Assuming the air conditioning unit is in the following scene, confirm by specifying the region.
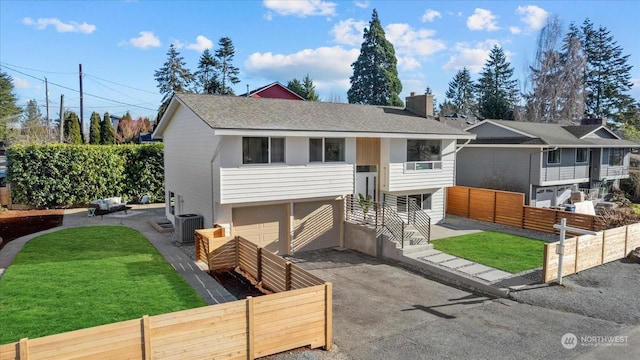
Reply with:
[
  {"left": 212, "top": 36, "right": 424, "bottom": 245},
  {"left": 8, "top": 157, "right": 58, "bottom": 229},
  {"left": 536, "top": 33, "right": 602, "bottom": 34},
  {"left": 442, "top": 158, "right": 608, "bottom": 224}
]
[{"left": 175, "top": 214, "right": 204, "bottom": 244}]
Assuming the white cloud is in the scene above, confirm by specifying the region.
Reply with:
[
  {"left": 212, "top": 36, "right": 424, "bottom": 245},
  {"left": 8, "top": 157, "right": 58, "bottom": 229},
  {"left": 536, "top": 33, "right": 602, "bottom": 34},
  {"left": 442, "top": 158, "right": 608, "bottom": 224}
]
[
  {"left": 354, "top": 1, "right": 369, "bottom": 9},
  {"left": 385, "top": 23, "right": 447, "bottom": 70},
  {"left": 22, "top": 17, "right": 96, "bottom": 34},
  {"left": 467, "top": 8, "right": 499, "bottom": 31},
  {"left": 120, "top": 31, "right": 161, "bottom": 49},
  {"left": 244, "top": 46, "right": 359, "bottom": 93},
  {"left": 186, "top": 35, "right": 213, "bottom": 52},
  {"left": 263, "top": 0, "right": 337, "bottom": 17},
  {"left": 330, "top": 19, "right": 366, "bottom": 46},
  {"left": 632, "top": 78, "right": 640, "bottom": 89},
  {"left": 517, "top": 5, "right": 549, "bottom": 32},
  {"left": 421, "top": 9, "right": 442, "bottom": 23},
  {"left": 13, "top": 76, "right": 41, "bottom": 90},
  {"left": 443, "top": 40, "right": 504, "bottom": 73},
  {"left": 510, "top": 26, "right": 522, "bottom": 34}
]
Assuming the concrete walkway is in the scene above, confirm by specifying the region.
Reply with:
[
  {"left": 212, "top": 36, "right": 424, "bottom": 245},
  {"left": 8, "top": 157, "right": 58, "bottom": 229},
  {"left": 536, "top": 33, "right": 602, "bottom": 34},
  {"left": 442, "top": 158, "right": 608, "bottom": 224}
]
[{"left": 0, "top": 205, "right": 236, "bottom": 305}]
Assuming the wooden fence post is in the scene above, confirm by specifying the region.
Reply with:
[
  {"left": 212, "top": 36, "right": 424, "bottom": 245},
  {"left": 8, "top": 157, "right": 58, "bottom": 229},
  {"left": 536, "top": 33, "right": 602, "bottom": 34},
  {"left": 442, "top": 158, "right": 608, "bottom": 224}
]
[
  {"left": 324, "top": 283, "right": 333, "bottom": 350},
  {"left": 19, "top": 338, "right": 29, "bottom": 359},
  {"left": 285, "top": 262, "right": 292, "bottom": 291},
  {"left": 247, "top": 297, "right": 254, "bottom": 359},
  {"left": 142, "top": 315, "right": 151, "bottom": 360}
]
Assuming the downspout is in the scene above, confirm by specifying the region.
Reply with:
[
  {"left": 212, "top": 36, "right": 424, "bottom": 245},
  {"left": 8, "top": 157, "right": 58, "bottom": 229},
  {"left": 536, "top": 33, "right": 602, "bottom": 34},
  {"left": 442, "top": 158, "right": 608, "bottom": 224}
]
[{"left": 210, "top": 141, "right": 222, "bottom": 228}]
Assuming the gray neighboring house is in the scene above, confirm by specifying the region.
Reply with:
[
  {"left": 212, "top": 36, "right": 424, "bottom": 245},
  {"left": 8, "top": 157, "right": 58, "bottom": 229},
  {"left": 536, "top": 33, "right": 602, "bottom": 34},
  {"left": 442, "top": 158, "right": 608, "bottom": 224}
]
[
  {"left": 456, "top": 119, "right": 640, "bottom": 207},
  {"left": 152, "top": 93, "right": 474, "bottom": 255}
]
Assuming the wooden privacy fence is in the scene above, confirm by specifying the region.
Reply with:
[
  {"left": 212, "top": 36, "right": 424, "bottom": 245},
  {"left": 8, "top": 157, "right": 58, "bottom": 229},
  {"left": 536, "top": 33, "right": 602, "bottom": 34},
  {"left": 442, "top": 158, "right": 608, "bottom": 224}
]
[
  {"left": 446, "top": 186, "right": 604, "bottom": 233},
  {"left": 542, "top": 223, "right": 640, "bottom": 282},
  {"left": 1, "top": 229, "right": 332, "bottom": 360}
]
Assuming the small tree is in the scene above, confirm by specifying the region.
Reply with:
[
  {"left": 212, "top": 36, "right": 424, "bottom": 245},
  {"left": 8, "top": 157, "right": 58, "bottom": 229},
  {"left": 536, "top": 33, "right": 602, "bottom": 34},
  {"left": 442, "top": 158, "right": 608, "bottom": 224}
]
[
  {"left": 214, "top": 37, "right": 240, "bottom": 95},
  {"left": 100, "top": 112, "right": 116, "bottom": 145},
  {"left": 64, "top": 111, "right": 82, "bottom": 144},
  {"left": 287, "top": 74, "right": 320, "bottom": 101},
  {"left": 21, "top": 99, "right": 47, "bottom": 143},
  {"left": 194, "top": 48, "right": 220, "bottom": 94},
  {"left": 89, "top": 111, "right": 101, "bottom": 144},
  {"left": 445, "top": 68, "right": 475, "bottom": 115}
]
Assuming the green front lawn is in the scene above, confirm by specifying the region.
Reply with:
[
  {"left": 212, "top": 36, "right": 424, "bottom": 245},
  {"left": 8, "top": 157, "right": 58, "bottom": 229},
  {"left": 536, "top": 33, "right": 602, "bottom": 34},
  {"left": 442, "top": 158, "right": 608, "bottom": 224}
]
[
  {"left": 0, "top": 226, "right": 207, "bottom": 344},
  {"left": 432, "top": 231, "right": 545, "bottom": 274}
]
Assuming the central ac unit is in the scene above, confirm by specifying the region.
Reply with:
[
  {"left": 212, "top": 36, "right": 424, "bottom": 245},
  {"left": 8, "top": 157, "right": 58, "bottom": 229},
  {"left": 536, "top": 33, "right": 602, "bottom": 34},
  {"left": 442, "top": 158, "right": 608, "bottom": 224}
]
[{"left": 175, "top": 214, "right": 204, "bottom": 244}]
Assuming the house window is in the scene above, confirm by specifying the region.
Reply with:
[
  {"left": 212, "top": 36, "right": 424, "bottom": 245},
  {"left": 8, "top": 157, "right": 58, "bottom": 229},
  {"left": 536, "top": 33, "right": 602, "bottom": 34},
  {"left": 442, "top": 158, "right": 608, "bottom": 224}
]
[
  {"left": 309, "top": 138, "right": 345, "bottom": 162},
  {"left": 547, "top": 149, "right": 561, "bottom": 164},
  {"left": 169, "top": 191, "right": 175, "bottom": 215},
  {"left": 576, "top": 148, "right": 588, "bottom": 163},
  {"left": 609, "top": 148, "right": 624, "bottom": 166},
  {"left": 407, "top": 139, "right": 441, "bottom": 161},
  {"left": 242, "top": 137, "right": 285, "bottom": 164},
  {"left": 408, "top": 193, "right": 432, "bottom": 211}
]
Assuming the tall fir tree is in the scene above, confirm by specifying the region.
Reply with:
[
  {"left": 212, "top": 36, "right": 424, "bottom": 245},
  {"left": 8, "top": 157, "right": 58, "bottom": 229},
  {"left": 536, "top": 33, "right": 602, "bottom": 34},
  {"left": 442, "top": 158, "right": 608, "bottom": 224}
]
[
  {"left": 89, "top": 111, "right": 101, "bottom": 144},
  {"left": 21, "top": 99, "right": 46, "bottom": 143},
  {"left": 64, "top": 111, "right": 82, "bottom": 144},
  {"left": 347, "top": 9, "right": 403, "bottom": 107},
  {"left": 444, "top": 68, "right": 475, "bottom": 115},
  {"left": 287, "top": 74, "right": 320, "bottom": 101},
  {"left": 580, "top": 19, "right": 634, "bottom": 120},
  {"left": 100, "top": 112, "right": 116, "bottom": 145},
  {"left": 194, "top": 48, "right": 220, "bottom": 94},
  {"left": 214, "top": 37, "right": 240, "bottom": 95},
  {"left": 476, "top": 45, "right": 519, "bottom": 120},
  {"left": 154, "top": 44, "right": 194, "bottom": 119},
  {"left": 0, "top": 71, "right": 22, "bottom": 141}
]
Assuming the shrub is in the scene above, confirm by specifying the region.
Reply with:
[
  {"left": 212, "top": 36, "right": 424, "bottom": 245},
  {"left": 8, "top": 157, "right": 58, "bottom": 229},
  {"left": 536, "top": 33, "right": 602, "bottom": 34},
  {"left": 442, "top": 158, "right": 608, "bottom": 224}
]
[{"left": 7, "top": 144, "right": 164, "bottom": 208}]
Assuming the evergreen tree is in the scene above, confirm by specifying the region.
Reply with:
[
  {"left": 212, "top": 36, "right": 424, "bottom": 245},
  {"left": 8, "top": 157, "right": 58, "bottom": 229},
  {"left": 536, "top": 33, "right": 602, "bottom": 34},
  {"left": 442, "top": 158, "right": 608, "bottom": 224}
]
[
  {"left": 580, "top": 19, "right": 634, "bottom": 120},
  {"left": 476, "top": 46, "right": 519, "bottom": 120},
  {"left": 194, "top": 48, "right": 220, "bottom": 94},
  {"left": 214, "top": 37, "right": 240, "bottom": 95},
  {"left": 347, "top": 9, "right": 403, "bottom": 107},
  {"left": 100, "top": 112, "right": 116, "bottom": 145},
  {"left": 0, "top": 71, "right": 22, "bottom": 141},
  {"left": 154, "top": 44, "right": 194, "bottom": 118},
  {"left": 64, "top": 111, "right": 82, "bottom": 144},
  {"left": 444, "top": 68, "right": 475, "bottom": 115},
  {"left": 21, "top": 99, "right": 46, "bottom": 143},
  {"left": 287, "top": 74, "right": 320, "bottom": 101},
  {"left": 89, "top": 111, "right": 101, "bottom": 144}
]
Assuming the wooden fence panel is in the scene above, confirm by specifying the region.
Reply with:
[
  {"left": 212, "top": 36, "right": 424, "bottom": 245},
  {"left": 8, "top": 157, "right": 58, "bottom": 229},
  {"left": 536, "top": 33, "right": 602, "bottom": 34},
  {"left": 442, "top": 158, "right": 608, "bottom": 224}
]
[
  {"left": 290, "top": 264, "right": 325, "bottom": 290},
  {"left": 494, "top": 192, "right": 524, "bottom": 228},
  {"left": 542, "top": 237, "right": 578, "bottom": 282},
  {"left": 469, "top": 188, "right": 496, "bottom": 223},
  {"left": 446, "top": 186, "right": 469, "bottom": 217},
  {"left": 261, "top": 251, "right": 288, "bottom": 293},
  {"left": 627, "top": 223, "right": 640, "bottom": 252},
  {"left": 208, "top": 237, "right": 238, "bottom": 271},
  {"left": 253, "top": 286, "right": 327, "bottom": 358},
  {"left": 523, "top": 207, "right": 557, "bottom": 233},
  {"left": 238, "top": 238, "right": 260, "bottom": 280},
  {"left": 602, "top": 227, "right": 627, "bottom": 263},
  {"left": 575, "top": 234, "right": 604, "bottom": 272}
]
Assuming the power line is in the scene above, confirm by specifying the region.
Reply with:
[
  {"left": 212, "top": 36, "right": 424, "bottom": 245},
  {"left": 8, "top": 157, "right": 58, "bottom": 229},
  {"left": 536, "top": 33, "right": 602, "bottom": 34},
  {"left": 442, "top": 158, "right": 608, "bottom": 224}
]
[
  {"left": 0, "top": 61, "right": 77, "bottom": 75},
  {"left": 84, "top": 73, "right": 158, "bottom": 95},
  {"left": 1, "top": 64, "right": 158, "bottom": 111}
]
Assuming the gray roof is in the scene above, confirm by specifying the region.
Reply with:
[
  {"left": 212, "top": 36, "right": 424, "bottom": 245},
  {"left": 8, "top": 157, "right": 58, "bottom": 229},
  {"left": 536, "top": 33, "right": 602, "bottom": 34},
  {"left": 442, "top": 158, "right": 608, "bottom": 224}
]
[
  {"left": 468, "top": 120, "right": 639, "bottom": 148},
  {"left": 164, "top": 93, "right": 472, "bottom": 137}
]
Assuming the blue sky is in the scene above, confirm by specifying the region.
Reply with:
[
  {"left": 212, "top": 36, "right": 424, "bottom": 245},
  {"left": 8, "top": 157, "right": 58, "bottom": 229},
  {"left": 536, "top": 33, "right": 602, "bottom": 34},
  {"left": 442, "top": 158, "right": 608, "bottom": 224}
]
[{"left": 1, "top": 0, "right": 639, "bottom": 122}]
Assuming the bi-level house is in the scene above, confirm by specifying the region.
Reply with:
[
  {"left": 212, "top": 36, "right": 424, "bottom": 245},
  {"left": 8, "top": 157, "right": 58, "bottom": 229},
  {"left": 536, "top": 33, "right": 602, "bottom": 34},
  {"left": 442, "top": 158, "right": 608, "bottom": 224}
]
[
  {"left": 456, "top": 119, "right": 639, "bottom": 207},
  {"left": 152, "top": 93, "right": 475, "bottom": 255}
]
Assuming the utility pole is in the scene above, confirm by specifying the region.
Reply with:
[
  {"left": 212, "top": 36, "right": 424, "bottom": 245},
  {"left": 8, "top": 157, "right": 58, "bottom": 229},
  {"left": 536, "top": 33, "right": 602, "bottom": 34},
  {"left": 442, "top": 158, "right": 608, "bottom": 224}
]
[
  {"left": 79, "top": 64, "right": 84, "bottom": 139},
  {"left": 59, "top": 94, "right": 64, "bottom": 143},
  {"left": 45, "top": 77, "right": 50, "bottom": 143}
]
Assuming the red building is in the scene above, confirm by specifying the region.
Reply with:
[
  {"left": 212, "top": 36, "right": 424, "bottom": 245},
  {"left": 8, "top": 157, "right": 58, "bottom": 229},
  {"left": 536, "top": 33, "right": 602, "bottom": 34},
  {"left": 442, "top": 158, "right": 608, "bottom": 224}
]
[{"left": 240, "top": 82, "right": 305, "bottom": 100}]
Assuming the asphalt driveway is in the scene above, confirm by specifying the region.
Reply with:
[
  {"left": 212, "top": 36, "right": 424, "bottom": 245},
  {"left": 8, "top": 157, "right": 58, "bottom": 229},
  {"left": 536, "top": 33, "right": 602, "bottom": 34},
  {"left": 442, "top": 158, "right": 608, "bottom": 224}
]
[{"left": 290, "top": 248, "right": 636, "bottom": 360}]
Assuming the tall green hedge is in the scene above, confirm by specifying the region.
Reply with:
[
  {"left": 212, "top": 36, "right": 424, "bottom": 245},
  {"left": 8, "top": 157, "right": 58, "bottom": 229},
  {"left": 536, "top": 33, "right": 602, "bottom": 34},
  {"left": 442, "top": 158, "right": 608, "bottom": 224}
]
[{"left": 7, "top": 143, "right": 165, "bottom": 208}]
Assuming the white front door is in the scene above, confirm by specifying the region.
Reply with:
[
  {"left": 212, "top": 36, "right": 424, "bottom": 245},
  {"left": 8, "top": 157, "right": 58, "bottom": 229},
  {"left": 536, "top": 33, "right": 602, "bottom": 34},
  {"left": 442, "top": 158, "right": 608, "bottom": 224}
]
[{"left": 355, "top": 169, "right": 377, "bottom": 202}]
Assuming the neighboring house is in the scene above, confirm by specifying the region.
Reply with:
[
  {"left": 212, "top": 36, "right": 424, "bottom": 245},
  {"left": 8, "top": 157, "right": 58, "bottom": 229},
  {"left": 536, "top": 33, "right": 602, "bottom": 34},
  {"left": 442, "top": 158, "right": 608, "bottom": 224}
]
[
  {"left": 152, "top": 93, "right": 474, "bottom": 255},
  {"left": 456, "top": 119, "right": 640, "bottom": 207},
  {"left": 138, "top": 132, "right": 161, "bottom": 144},
  {"left": 238, "top": 82, "right": 305, "bottom": 100}
]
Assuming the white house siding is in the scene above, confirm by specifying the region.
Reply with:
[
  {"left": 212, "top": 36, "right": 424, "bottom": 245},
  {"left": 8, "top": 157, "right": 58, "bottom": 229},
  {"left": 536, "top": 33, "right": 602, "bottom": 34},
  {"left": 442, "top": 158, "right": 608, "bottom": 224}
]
[
  {"left": 163, "top": 104, "right": 218, "bottom": 227},
  {"left": 219, "top": 165, "right": 353, "bottom": 203},
  {"left": 386, "top": 139, "right": 457, "bottom": 192}
]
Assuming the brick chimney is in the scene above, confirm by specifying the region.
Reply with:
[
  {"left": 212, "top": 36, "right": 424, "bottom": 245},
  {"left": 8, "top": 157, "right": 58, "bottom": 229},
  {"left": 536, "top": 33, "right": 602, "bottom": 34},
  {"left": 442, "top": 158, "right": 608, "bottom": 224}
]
[
  {"left": 580, "top": 117, "right": 606, "bottom": 126},
  {"left": 405, "top": 93, "right": 434, "bottom": 118}
]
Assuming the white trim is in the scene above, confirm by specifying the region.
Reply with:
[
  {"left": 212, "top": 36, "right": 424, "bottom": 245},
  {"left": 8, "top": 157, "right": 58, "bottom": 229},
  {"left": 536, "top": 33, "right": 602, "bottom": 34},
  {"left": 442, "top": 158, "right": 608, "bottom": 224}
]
[{"left": 579, "top": 125, "right": 621, "bottom": 140}]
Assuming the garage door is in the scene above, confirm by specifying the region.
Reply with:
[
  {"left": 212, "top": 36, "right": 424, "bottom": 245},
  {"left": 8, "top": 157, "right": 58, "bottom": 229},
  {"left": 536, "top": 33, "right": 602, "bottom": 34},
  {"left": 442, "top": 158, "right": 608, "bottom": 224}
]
[
  {"left": 233, "top": 204, "right": 288, "bottom": 255},
  {"left": 293, "top": 200, "right": 340, "bottom": 253}
]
